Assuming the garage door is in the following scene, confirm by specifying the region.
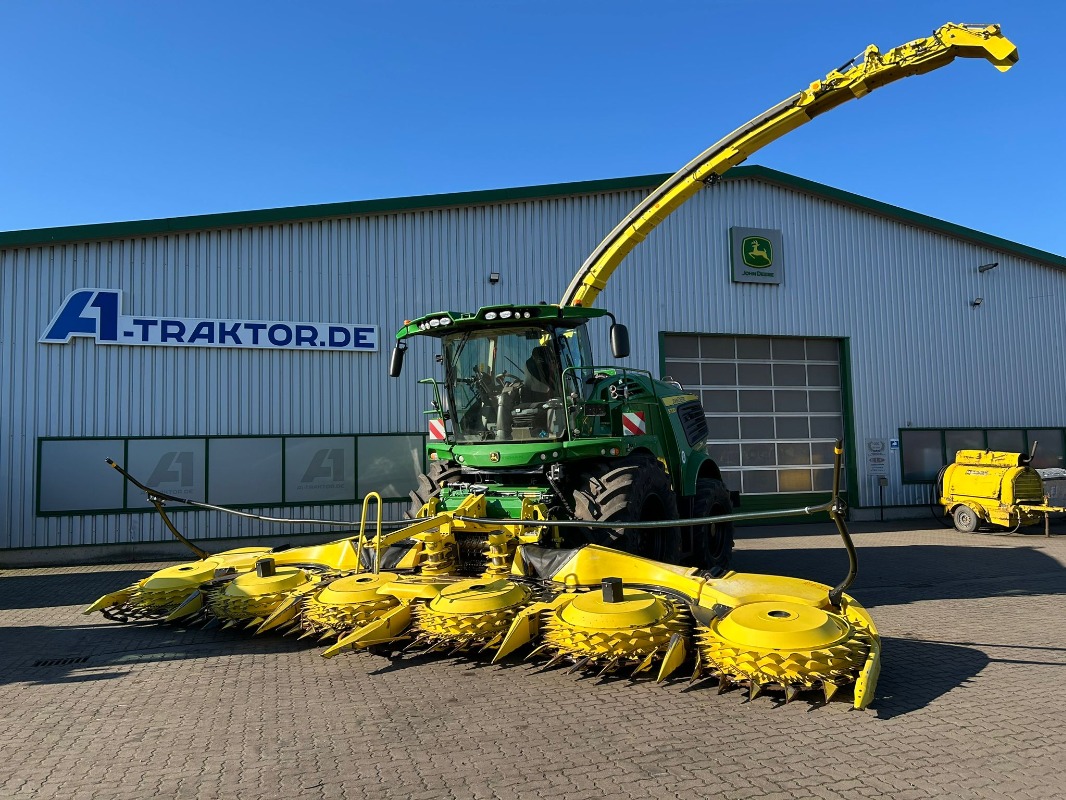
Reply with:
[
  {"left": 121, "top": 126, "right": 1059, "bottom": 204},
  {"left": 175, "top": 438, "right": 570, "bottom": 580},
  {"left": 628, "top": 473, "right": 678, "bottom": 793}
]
[{"left": 662, "top": 335, "right": 845, "bottom": 498}]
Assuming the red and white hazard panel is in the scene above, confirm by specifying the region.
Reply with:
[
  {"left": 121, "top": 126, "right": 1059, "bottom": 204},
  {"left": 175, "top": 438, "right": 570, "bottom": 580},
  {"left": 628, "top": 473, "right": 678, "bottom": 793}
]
[
  {"left": 428, "top": 418, "right": 447, "bottom": 441},
  {"left": 621, "top": 412, "right": 646, "bottom": 436}
]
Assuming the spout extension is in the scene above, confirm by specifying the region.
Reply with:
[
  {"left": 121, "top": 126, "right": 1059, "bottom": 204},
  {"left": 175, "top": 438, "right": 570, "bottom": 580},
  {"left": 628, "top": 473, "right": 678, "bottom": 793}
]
[
  {"left": 826, "top": 440, "right": 858, "bottom": 608},
  {"left": 931, "top": 22, "right": 1018, "bottom": 72}
]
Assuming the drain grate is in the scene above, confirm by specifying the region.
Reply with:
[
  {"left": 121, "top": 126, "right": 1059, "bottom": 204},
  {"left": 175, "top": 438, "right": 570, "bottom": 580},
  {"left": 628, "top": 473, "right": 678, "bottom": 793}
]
[{"left": 32, "top": 656, "right": 89, "bottom": 668}]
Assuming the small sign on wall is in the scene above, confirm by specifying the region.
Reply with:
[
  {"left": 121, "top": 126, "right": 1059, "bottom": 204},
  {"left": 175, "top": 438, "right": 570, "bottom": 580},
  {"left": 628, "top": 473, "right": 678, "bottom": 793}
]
[
  {"left": 730, "top": 227, "right": 784, "bottom": 285},
  {"left": 866, "top": 438, "right": 889, "bottom": 477}
]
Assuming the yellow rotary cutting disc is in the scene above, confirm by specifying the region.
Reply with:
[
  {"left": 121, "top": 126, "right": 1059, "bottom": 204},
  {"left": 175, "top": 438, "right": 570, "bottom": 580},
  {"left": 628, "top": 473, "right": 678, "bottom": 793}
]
[
  {"left": 84, "top": 548, "right": 276, "bottom": 620},
  {"left": 410, "top": 578, "right": 533, "bottom": 653},
  {"left": 207, "top": 566, "right": 319, "bottom": 624},
  {"left": 697, "top": 600, "right": 874, "bottom": 704},
  {"left": 84, "top": 561, "right": 225, "bottom": 620},
  {"left": 299, "top": 572, "right": 401, "bottom": 640},
  {"left": 537, "top": 589, "right": 689, "bottom": 676}
]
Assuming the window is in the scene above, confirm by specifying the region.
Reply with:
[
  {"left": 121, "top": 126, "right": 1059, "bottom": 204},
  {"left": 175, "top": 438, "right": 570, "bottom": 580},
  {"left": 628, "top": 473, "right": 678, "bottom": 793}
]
[
  {"left": 1027, "top": 430, "right": 1065, "bottom": 469},
  {"left": 944, "top": 430, "right": 985, "bottom": 461},
  {"left": 38, "top": 433, "right": 427, "bottom": 515},
  {"left": 900, "top": 430, "right": 944, "bottom": 482}
]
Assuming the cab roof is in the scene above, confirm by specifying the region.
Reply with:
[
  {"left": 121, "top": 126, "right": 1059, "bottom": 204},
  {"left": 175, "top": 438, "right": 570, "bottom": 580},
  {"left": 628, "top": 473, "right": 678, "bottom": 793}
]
[{"left": 395, "top": 303, "right": 609, "bottom": 340}]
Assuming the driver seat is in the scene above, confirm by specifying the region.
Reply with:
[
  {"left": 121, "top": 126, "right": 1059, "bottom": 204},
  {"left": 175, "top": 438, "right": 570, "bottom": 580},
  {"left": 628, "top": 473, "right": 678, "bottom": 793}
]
[{"left": 524, "top": 345, "right": 557, "bottom": 401}]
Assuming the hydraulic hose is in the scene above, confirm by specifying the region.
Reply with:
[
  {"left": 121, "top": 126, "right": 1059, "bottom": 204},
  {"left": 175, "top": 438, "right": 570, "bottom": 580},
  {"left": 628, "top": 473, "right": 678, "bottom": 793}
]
[
  {"left": 929, "top": 464, "right": 954, "bottom": 528},
  {"left": 826, "top": 441, "right": 856, "bottom": 608},
  {"left": 107, "top": 458, "right": 414, "bottom": 529}
]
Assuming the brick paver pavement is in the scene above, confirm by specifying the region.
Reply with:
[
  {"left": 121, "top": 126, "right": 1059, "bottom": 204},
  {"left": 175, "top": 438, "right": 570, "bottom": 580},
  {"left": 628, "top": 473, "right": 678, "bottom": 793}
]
[{"left": 1, "top": 522, "right": 1064, "bottom": 799}]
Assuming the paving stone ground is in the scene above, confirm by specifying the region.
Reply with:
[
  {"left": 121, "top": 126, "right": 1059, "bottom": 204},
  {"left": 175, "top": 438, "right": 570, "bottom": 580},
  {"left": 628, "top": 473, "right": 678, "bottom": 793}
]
[{"left": 2, "top": 521, "right": 1065, "bottom": 799}]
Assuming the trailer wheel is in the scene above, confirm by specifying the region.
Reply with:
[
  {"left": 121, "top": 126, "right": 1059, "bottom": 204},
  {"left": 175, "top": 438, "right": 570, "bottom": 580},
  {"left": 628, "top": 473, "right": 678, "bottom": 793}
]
[
  {"left": 687, "top": 477, "right": 735, "bottom": 576},
  {"left": 952, "top": 504, "right": 981, "bottom": 533},
  {"left": 572, "top": 454, "right": 682, "bottom": 563},
  {"left": 406, "top": 460, "right": 463, "bottom": 518}
]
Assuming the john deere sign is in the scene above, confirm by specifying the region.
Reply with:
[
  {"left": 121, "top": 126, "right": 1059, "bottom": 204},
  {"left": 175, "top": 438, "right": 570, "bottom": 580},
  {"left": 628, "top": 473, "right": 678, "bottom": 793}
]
[{"left": 730, "top": 227, "right": 783, "bottom": 284}]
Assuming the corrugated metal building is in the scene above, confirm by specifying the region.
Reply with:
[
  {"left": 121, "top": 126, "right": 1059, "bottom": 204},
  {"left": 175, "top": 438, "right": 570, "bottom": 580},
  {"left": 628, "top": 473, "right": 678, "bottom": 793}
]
[{"left": 2, "top": 165, "right": 1064, "bottom": 561}]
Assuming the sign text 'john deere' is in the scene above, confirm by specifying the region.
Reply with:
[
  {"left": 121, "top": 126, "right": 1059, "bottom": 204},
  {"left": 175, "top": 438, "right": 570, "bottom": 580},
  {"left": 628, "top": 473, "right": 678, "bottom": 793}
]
[
  {"left": 730, "top": 227, "right": 784, "bottom": 285},
  {"left": 40, "top": 288, "right": 378, "bottom": 352}
]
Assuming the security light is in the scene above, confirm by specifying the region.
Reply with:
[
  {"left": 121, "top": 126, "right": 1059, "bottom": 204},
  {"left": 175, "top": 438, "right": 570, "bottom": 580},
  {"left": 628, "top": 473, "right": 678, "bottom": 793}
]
[
  {"left": 977, "top": 262, "right": 999, "bottom": 273},
  {"left": 488, "top": 271, "right": 501, "bottom": 284},
  {"left": 971, "top": 297, "right": 984, "bottom": 308}
]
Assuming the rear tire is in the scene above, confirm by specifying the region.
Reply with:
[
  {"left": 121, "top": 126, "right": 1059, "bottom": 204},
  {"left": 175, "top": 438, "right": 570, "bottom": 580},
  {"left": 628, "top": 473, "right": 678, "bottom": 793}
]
[
  {"left": 952, "top": 504, "right": 980, "bottom": 533},
  {"left": 407, "top": 460, "right": 463, "bottom": 518},
  {"left": 687, "top": 477, "right": 735, "bottom": 576},
  {"left": 571, "top": 454, "right": 682, "bottom": 563}
]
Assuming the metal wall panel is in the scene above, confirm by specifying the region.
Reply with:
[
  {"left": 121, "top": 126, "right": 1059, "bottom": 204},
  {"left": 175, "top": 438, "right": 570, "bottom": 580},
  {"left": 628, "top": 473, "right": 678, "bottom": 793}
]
[{"left": 3, "top": 175, "right": 1065, "bottom": 550}]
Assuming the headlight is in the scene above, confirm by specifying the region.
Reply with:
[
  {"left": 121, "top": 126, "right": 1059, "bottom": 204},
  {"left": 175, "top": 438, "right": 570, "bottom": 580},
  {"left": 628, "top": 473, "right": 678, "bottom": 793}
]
[
  {"left": 438, "top": 317, "right": 451, "bottom": 326},
  {"left": 485, "top": 311, "right": 498, "bottom": 320},
  {"left": 429, "top": 319, "right": 440, "bottom": 328},
  {"left": 499, "top": 310, "right": 513, "bottom": 319}
]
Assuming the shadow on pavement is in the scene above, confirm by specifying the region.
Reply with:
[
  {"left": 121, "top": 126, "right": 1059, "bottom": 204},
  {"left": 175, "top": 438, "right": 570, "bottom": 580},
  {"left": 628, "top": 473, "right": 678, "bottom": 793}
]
[
  {"left": 0, "top": 618, "right": 317, "bottom": 688},
  {"left": 872, "top": 636, "right": 990, "bottom": 719},
  {"left": 0, "top": 569, "right": 159, "bottom": 610},
  {"left": 732, "top": 542, "right": 1066, "bottom": 606}
]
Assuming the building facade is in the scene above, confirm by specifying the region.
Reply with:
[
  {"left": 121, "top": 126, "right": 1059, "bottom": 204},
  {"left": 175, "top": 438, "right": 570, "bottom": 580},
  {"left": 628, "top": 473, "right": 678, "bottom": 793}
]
[{"left": 2, "top": 165, "right": 1064, "bottom": 559}]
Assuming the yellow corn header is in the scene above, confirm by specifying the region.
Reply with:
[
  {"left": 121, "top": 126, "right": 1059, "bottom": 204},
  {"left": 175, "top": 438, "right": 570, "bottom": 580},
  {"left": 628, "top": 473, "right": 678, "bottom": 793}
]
[{"left": 89, "top": 444, "right": 879, "bottom": 708}]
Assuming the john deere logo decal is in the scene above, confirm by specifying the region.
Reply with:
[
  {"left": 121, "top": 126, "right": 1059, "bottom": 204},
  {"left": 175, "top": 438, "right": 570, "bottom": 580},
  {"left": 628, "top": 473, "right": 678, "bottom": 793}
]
[
  {"left": 730, "top": 227, "right": 782, "bottom": 284},
  {"left": 742, "top": 236, "right": 773, "bottom": 268},
  {"left": 490, "top": 451, "right": 501, "bottom": 462}
]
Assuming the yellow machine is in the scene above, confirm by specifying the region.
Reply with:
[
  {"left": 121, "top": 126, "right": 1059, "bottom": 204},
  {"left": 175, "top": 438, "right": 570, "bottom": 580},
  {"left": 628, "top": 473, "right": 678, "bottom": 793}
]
[
  {"left": 84, "top": 23, "right": 1019, "bottom": 710},
  {"left": 92, "top": 447, "right": 879, "bottom": 707},
  {"left": 939, "top": 450, "right": 1063, "bottom": 533}
]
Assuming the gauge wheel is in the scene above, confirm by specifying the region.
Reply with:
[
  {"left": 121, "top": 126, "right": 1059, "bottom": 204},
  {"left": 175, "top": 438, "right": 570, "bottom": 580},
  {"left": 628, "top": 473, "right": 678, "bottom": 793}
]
[{"left": 952, "top": 504, "right": 981, "bottom": 533}]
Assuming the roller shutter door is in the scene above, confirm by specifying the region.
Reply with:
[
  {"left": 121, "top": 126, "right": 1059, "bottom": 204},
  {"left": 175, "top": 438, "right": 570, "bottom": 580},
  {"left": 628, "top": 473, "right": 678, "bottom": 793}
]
[{"left": 662, "top": 335, "right": 845, "bottom": 499}]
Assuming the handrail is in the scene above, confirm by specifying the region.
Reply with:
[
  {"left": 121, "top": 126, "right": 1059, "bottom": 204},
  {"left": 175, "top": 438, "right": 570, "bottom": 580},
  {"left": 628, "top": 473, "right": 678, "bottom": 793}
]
[{"left": 355, "top": 491, "right": 384, "bottom": 575}]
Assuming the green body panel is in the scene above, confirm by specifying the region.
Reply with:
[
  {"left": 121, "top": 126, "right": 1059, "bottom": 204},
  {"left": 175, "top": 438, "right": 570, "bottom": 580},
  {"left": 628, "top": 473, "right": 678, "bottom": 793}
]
[
  {"left": 428, "top": 434, "right": 662, "bottom": 469},
  {"left": 433, "top": 487, "right": 553, "bottom": 519}
]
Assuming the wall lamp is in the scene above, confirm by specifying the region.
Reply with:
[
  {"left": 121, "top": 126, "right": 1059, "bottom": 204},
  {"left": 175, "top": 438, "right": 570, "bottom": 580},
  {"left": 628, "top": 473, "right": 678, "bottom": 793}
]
[
  {"left": 977, "top": 262, "right": 999, "bottom": 273},
  {"left": 488, "top": 271, "right": 501, "bottom": 284},
  {"left": 971, "top": 297, "right": 984, "bottom": 308}
]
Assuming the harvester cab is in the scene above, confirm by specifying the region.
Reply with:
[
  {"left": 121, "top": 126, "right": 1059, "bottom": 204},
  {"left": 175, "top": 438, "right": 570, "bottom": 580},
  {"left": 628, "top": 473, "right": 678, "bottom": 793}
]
[
  {"left": 392, "top": 305, "right": 612, "bottom": 445},
  {"left": 390, "top": 303, "right": 732, "bottom": 570}
]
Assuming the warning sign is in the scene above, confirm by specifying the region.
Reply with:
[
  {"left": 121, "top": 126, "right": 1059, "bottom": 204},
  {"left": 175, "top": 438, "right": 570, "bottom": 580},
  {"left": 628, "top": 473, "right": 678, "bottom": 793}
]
[
  {"left": 428, "top": 419, "right": 447, "bottom": 441},
  {"left": 622, "top": 412, "right": 646, "bottom": 436}
]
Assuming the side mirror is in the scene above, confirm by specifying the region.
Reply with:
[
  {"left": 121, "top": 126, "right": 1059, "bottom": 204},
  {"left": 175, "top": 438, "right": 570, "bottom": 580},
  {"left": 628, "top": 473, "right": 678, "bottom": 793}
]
[
  {"left": 610, "top": 323, "right": 630, "bottom": 359},
  {"left": 389, "top": 344, "right": 406, "bottom": 378}
]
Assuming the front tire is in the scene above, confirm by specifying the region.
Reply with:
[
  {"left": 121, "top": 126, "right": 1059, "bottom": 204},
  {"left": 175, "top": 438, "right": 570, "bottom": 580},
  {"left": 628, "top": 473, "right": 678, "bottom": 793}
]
[
  {"left": 407, "top": 460, "right": 463, "bottom": 518},
  {"left": 571, "top": 454, "right": 682, "bottom": 563},
  {"left": 687, "top": 477, "right": 735, "bottom": 576}
]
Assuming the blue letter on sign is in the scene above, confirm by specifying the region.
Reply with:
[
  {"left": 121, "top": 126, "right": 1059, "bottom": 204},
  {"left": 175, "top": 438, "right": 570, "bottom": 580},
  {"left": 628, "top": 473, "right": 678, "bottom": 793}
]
[{"left": 40, "top": 289, "right": 122, "bottom": 343}]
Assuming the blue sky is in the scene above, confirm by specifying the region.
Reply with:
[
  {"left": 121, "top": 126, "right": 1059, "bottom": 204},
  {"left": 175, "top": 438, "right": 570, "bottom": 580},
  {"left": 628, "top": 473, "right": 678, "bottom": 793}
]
[{"left": 2, "top": 2, "right": 1062, "bottom": 256}]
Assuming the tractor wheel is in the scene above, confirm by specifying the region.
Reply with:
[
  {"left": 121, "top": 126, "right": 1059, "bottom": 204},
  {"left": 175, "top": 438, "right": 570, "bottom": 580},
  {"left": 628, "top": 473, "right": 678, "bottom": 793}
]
[
  {"left": 952, "top": 504, "right": 981, "bottom": 533},
  {"left": 687, "top": 477, "right": 735, "bottom": 576},
  {"left": 571, "top": 454, "right": 682, "bottom": 563},
  {"left": 407, "top": 460, "right": 463, "bottom": 519}
]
